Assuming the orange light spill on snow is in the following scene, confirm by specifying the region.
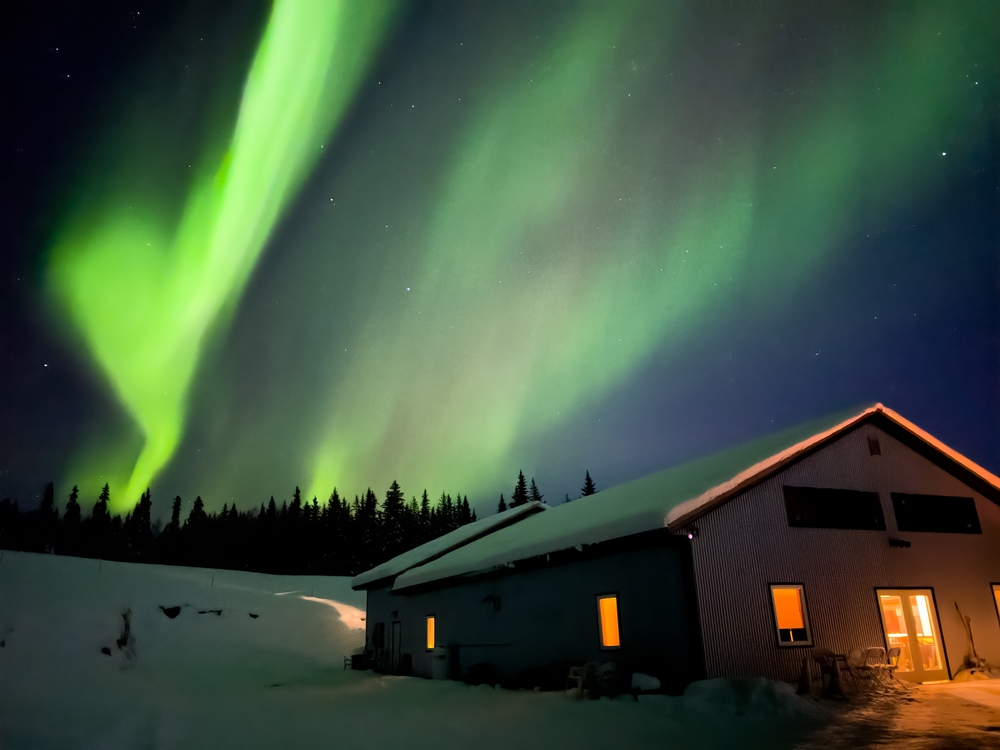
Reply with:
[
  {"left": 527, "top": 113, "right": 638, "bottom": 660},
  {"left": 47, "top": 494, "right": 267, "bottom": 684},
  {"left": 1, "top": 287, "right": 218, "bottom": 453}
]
[
  {"left": 772, "top": 587, "right": 805, "bottom": 630},
  {"left": 299, "top": 596, "right": 366, "bottom": 629},
  {"left": 598, "top": 596, "right": 620, "bottom": 648},
  {"left": 426, "top": 616, "right": 435, "bottom": 650}
]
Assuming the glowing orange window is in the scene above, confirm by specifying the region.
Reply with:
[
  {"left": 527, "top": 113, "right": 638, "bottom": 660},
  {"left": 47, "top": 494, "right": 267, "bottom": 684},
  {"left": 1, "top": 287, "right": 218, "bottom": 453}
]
[
  {"left": 770, "top": 584, "right": 811, "bottom": 646},
  {"left": 597, "top": 595, "right": 621, "bottom": 648},
  {"left": 993, "top": 585, "right": 1000, "bottom": 626},
  {"left": 426, "top": 616, "right": 435, "bottom": 651}
]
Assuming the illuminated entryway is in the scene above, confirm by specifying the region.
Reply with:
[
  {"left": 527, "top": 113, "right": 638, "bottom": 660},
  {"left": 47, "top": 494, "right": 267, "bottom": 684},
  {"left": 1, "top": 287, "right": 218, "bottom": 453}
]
[{"left": 876, "top": 589, "right": 948, "bottom": 683}]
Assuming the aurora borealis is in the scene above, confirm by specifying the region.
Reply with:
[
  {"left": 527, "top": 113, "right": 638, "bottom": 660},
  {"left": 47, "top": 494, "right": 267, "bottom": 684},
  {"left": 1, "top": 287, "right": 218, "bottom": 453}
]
[
  {"left": 46, "top": 0, "right": 398, "bottom": 508},
  {"left": 3, "top": 1, "right": 998, "bottom": 514}
]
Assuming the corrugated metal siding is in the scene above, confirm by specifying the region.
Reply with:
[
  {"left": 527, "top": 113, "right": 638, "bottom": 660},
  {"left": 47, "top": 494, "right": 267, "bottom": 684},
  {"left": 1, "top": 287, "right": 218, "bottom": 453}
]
[
  {"left": 366, "top": 539, "right": 704, "bottom": 688},
  {"left": 691, "top": 423, "right": 1000, "bottom": 682}
]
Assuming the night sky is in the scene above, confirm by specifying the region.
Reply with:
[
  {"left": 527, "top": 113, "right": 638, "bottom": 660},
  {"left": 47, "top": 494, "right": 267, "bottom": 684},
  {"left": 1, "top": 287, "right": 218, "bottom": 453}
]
[{"left": 2, "top": 1, "right": 998, "bottom": 516}]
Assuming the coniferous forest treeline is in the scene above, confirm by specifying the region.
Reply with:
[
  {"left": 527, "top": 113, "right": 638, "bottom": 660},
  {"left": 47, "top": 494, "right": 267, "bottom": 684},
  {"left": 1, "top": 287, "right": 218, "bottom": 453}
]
[
  {"left": 0, "top": 468, "right": 593, "bottom": 576},
  {"left": 0, "top": 480, "right": 478, "bottom": 576}
]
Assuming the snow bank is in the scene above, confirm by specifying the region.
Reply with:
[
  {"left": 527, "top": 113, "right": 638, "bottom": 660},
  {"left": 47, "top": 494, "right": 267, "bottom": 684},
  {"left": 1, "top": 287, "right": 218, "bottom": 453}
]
[
  {"left": 681, "top": 677, "right": 829, "bottom": 721},
  {"left": 0, "top": 551, "right": 829, "bottom": 749},
  {"left": 0, "top": 551, "right": 364, "bottom": 748}
]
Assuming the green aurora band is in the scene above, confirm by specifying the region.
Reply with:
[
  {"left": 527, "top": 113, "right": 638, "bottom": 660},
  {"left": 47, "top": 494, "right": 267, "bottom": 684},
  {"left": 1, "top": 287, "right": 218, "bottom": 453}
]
[
  {"left": 306, "top": 3, "right": 994, "bottom": 499},
  {"left": 47, "top": 0, "right": 397, "bottom": 510},
  {"left": 42, "top": 2, "right": 996, "bottom": 511}
]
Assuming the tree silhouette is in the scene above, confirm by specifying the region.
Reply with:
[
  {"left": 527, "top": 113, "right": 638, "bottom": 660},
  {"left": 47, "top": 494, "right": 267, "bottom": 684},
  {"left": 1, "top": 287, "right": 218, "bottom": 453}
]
[
  {"left": 581, "top": 470, "right": 597, "bottom": 496},
  {"left": 168, "top": 496, "right": 182, "bottom": 531},
  {"left": 529, "top": 478, "right": 543, "bottom": 504},
  {"left": 497, "top": 494, "right": 507, "bottom": 513},
  {"left": 381, "top": 480, "right": 406, "bottom": 559},
  {"left": 40, "top": 482, "right": 56, "bottom": 520},
  {"left": 63, "top": 486, "right": 81, "bottom": 527},
  {"left": 0, "top": 477, "right": 485, "bottom": 577},
  {"left": 93, "top": 484, "right": 110, "bottom": 525},
  {"left": 125, "top": 489, "right": 153, "bottom": 560},
  {"left": 511, "top": 471, "right": 528, "bottom": 507},
  {"left": 186, "top": 496, "right": 206, "bottom": 527}
]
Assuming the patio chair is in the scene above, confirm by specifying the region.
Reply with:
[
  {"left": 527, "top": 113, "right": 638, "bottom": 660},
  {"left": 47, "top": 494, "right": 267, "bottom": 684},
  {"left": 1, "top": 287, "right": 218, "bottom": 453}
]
[
  {"left": 565, "top": 662, "right": 598, "bottom": 696},
  {"left": 596, "top": 662, "right": 623, "bottom": 696},
  {"left": 843, "top": 648, "right": 871, "bottom": 691},
  {"left": 860, "top": 647, "right": 900, "bottom": 690},
  {"left": 876, "top": 646, "right": 907, "bottom": 689}
]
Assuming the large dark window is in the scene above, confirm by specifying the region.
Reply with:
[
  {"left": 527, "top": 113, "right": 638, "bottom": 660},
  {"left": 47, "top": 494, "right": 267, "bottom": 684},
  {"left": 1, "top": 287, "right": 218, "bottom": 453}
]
[
  {"left": 783, "top": 486, "right": 886, "bottom": 530},
  {"left": 891, "top": 493, "right": 981, "bottom": 534}
]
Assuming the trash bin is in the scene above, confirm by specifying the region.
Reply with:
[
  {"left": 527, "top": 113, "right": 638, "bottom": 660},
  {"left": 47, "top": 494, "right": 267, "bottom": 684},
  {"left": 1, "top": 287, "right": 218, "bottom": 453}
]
[{"left": 432, "top": 646, "right": 449, "bottom": 680}]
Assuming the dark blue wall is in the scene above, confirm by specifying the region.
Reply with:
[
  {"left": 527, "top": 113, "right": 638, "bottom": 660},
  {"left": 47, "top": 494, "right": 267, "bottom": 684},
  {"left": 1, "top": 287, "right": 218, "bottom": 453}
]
[{"left": 364, "top": 532, "right": 704, "bottom": 692}]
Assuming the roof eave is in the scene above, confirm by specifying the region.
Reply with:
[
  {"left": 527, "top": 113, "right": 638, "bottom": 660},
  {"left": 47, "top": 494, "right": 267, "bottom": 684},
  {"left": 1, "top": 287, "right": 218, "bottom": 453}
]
[
  {"left": 666, "top": 404, "right": 1000, "bottom": 530},
  {"left": 349, "top": 502, "right": 548, "bottom": 590}
]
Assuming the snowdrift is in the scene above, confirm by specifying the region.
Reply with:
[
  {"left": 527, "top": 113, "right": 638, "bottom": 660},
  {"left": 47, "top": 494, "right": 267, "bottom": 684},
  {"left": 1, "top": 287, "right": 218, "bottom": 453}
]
[{"left": 1, "top": 551, "right": 828, "bottom": 749}]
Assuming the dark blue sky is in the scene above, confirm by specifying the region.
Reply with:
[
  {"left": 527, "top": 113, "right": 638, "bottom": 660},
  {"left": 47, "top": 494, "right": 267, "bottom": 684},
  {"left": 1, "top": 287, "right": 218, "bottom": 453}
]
[{"left": 2, "top": 1, "right": 997, "bottom": 514}]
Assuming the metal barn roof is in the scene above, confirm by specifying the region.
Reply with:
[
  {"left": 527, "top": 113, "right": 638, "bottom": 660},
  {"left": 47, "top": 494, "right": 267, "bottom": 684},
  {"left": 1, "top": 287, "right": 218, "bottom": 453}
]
[
  {"left": 392, "top": 404, "right": 1000, "bottom": 592},
  {"left": 351, "top": 500, "right": 546, "bottom": 589}
]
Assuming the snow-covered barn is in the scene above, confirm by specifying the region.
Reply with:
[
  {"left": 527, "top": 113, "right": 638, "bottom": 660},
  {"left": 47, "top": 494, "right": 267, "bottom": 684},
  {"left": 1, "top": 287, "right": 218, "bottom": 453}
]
[{"left": 351, "top": 404, "right": 1000, "bottom": 691}]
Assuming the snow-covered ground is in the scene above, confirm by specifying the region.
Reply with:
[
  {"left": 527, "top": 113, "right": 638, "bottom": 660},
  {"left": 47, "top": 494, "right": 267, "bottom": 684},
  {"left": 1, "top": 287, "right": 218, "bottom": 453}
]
[{"left": 0, "top": 550, "right": 941, "bottom": 749}]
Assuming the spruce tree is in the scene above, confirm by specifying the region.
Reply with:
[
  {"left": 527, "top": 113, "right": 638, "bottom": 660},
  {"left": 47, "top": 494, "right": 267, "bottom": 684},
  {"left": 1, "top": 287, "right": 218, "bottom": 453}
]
[
  {"left": 56, "top": 485, "right": 80, "bottom": 556},
  {"left": 581, "top": 471, "right": 597, "bottom": 496},
  {"left": 126, "top": 489, "right": 153, "bottom": 559},
  {"left": 93, "top": 484, "right": 111, "bottom": 525},
  {"left": 511, "top": 471, "right": 528, "bottom": 507},
  {"left": 186, "top": 496, "right": 206, "bottom": 527},
  {"left": 63, "top": 486, "right": 81, "bottom": 526},
  {"left": 419, "top": 490, "right": 431, "bottom": 543},
  {"left": 529, "top": 478, "right": 543, "bottom": 504},
  {"left": 382, "top": 480, "right": 405, "bottom": 558},
  {"left": 169, "top": 496, "right": 182, "bottom": 531},
  {"left": 497, "top": 494, "right": 507, "bottom": 513},
  {"left": 40, "top": 482, "right": 56, "bottom": 519}
]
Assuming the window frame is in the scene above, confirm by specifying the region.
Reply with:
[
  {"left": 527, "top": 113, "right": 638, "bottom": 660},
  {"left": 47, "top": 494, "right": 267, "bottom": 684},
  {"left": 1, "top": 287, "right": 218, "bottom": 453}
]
[
  {"left": 425, "top": 615, "right": 436, "bottom": 652},
  {"left": 872, "top": 585, "right": 952, "bottom": 680},
  {"left": 890, "top": 492, "right": 982, "bottom": 534},
  {"left": 782, "top": 485, "right": 886, "bottom": 530},
  {"left": 769, "top": 583, "right": 813, "bottom": 648},
  {"left": 595, "top": 593, "right": 622, "bottom": 650}
]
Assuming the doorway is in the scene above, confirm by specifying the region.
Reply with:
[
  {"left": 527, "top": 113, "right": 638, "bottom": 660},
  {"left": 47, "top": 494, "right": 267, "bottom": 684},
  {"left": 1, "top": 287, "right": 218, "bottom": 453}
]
[
  {"left": 876, "top": 589, "right": 948, "bottom": 682},
  {"left": 391, "top": 621, "right": 401, "bottom": 674}
]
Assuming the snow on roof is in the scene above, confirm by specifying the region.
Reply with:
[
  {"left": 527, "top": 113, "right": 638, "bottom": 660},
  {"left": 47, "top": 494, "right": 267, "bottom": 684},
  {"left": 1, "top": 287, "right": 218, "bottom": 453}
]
[
  {"left": 666, "top": 403, "right": 1000, "bottom": 528},
  {"left": 351, "top": 501, "right": 546, "bottom": 589},
  {"left": 394, "top": 404, "right": 1000, "bottom": 591}
]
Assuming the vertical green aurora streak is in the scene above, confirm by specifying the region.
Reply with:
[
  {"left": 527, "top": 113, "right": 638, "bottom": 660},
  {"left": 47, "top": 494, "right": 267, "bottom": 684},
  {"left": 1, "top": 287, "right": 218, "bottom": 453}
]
[
  {"left": 47, "top": 0, "right": 396, "bottom": 510},
  {"left": 41, "top": 2, "right": 995, "bottom": 510},
  {"left": 306, "top": 2, "right": 994, "bottom": 499}
]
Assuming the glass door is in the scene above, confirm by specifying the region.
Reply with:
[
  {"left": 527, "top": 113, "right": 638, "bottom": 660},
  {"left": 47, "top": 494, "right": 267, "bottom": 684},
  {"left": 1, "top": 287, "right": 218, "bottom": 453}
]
[{"left": 876, "top": 589, "right": 948, "bottom": 682}]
